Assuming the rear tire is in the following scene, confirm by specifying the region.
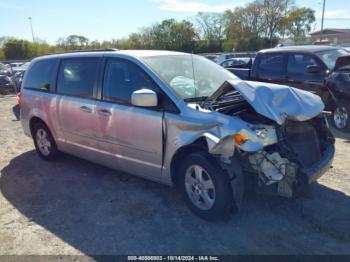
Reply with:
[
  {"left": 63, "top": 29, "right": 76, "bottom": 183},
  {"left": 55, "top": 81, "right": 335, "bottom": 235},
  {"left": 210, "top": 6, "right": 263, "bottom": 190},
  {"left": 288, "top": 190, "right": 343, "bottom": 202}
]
[
  {"left": 332, "top": 99, "right": 350, "bottom": 132},
  {"left": 32, "top": 122, "right": 60, "bottom": 161},
  {"left": 179, "top": 151, "right": 235, "bottom": 221}
]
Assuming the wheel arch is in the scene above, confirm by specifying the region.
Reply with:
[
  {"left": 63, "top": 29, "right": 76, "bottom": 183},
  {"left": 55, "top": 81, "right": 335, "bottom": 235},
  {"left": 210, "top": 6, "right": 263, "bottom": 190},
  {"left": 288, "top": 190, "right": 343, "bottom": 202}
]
[
  {"left": 29, "top": 116, "right": 50, "bottom": 137},
  {"left": 325, "top": 82, "right": 350, "bottom": 110},
  {"left": 170, "top": 136, "right": 209, "bottom": 185}
]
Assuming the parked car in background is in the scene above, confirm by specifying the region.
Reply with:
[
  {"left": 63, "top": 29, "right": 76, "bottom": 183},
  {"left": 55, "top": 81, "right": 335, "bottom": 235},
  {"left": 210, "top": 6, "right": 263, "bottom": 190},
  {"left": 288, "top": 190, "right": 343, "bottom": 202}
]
[
  {"left": 0, "top": 63, "right": 15, "bottom": 93},
  {"left": 0, "top": 74, "right": 15, "bottom": 94},
  {"left": 0, "top": 63, "right": 13, "bottom": 76},
  {"left": 12, "top": 62, "right": 30, "bottom": 92},
  {"left": 204, "top": 55, "right": 218, "bottom": 63},
  {"left": 10, "top": 62, "right": 24, "bottom": 70},
  {"left": 20, "top": 49, "right": 335, "bottom": 221},
  {"left": 220, "top": 57, "right": 252, "bottom": 69},
  {"left": 216, "top": 53, "right": 257, "bottom": 65},
  {"left": 228, "top": 45, "right": 350, "bottom": 131}
]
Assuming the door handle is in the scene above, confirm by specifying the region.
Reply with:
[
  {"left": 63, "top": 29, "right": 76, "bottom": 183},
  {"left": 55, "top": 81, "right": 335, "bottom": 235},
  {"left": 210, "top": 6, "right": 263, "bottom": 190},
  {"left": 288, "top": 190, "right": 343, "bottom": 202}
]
[
  {"left": 97, "top": 109, "right": 112, "bottom": 117},
  {"left": 285, "top": 76, "right": 295, "bottom": 83},
  {"left": 80, "top": 106, "right": 92, "bottom": 113}
]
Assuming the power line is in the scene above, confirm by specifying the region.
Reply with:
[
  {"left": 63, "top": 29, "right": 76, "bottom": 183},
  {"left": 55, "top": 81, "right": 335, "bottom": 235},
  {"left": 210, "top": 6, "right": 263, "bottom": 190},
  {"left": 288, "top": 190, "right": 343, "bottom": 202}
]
[
  {"left": 28, "top": 17, "right": 35, "bottom": 42},
  {"left": 320, "top": 0, "right": 326, "bottom": 40}
]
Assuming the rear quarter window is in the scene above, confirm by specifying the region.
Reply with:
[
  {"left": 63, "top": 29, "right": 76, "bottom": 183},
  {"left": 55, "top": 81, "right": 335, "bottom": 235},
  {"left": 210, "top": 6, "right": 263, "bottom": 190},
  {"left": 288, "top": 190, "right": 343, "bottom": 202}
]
[
  {"left": 23, "top": 59, "right": 58, "bottom": 91},
  {"left": 259, "top": 53, "right": 285, "bottom": 73}
]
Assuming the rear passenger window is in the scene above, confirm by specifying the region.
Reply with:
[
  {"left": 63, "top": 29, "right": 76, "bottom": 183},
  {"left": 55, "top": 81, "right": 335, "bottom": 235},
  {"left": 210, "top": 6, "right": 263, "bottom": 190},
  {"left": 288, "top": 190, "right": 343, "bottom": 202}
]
[
  {"left": 259, "top": 53, "right": 285, "bottom": 73},
  {"left": 103, "top": 59, "right": 158, "bottom": 105},
  {"left": 57, "top": 58, "right": 99, "bottom": 98},
  {"left": 23, "top": 59, "right": 57, "bottom": 91}
]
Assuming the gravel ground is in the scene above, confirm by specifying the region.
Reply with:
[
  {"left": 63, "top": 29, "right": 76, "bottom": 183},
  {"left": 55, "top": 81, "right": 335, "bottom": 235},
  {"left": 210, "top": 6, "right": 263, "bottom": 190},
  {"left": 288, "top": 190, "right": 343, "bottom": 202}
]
[{"left": 0, "top": 95, "right": 350, "bottom": 256}]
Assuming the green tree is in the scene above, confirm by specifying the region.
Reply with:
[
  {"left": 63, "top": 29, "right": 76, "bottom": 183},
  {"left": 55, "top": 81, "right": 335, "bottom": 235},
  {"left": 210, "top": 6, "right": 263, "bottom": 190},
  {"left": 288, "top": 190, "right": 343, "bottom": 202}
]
[
  {"left": 223, "top": 0, "right": 305, "bottom": 51},
  {"left": 127, "top": 33, "right": 144, "bottom": 49},
  {"left": 0, "top": 48, "right": 5, "bottom": 60},
  {"left": 195, "top": 12, "right": 226, "bottom": 42},
  {"left": 152, "top": 19, "right": 196, "bottom": 51},
  {"left": 223, "top": 1, "right": 265, "bottom": 51},
  {"left": 3, "top": 39, "right": 32, "bottom": 59},
  {"left": 284, "top": 7, "right": 315, "bottom": 43},
  {"left": 222, "top": 39, "right": 236, "bottom": 52},
  {"left": 224, "top": 1, "right": 264, "bottom": 40},
  {"left": 89, "top": 40, "right": 101, "bottom": 49},
  {"left": 262, "top": 0, "right": 294, "bottom": 46},
  {"left": 56, "top": 35, "right": 89, "bottom": 50}
]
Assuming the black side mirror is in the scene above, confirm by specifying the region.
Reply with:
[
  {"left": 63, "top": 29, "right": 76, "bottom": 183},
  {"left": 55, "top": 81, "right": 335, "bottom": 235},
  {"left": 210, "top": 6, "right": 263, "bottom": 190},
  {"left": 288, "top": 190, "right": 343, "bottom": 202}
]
[
  {"left": 41, "top": 83, "right": 50, "bottom": 91},
  {"left": 306, "top": 65, "right": 322, "bottom": 74}
]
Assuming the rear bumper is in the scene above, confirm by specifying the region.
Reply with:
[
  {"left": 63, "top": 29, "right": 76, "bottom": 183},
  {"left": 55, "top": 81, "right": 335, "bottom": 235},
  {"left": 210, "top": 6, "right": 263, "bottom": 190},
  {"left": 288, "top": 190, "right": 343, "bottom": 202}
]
[{"left": 301, "top": 143, "right": 335, "bottom": 184}]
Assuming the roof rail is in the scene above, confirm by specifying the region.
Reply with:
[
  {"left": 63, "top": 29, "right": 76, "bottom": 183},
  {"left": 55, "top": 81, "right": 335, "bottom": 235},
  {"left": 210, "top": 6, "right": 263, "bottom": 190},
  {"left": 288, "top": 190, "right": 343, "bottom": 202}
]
[{"left": 62, "top": 48, "right": 119, "bottom": 54}]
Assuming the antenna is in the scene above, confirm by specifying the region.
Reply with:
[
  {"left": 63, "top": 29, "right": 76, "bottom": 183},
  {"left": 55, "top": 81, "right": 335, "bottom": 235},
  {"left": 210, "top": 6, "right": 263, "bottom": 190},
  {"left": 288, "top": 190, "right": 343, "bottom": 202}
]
[{"left": 191, "top": 52, "right": 198, "bottom": 99}]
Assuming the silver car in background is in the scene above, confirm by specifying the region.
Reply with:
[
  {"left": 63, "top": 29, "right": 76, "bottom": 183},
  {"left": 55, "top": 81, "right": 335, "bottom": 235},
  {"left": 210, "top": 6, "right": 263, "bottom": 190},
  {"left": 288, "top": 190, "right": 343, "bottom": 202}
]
[{"left": 20, "top": 50, "right": 335, "bottom": 221}]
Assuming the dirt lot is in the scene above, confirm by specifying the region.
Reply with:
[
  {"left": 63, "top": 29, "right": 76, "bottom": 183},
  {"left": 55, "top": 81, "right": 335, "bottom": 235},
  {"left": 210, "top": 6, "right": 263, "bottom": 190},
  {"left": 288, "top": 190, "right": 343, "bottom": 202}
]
[{"left": 0, "top": 94, "right": 350, "bottom": 256}]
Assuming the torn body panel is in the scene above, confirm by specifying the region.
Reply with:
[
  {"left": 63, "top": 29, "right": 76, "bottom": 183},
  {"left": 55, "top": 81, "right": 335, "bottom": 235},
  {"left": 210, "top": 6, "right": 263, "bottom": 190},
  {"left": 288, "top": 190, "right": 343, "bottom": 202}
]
[{"left": 246, "top": 116, "right": 334, "bottom": 197}]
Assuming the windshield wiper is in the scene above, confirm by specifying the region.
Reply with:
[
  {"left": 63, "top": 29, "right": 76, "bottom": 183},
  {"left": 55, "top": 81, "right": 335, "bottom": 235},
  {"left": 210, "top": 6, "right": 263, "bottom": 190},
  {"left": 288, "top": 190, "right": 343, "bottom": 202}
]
[{"left": 184, "top": 96, "right": 209, "bottom": 102}]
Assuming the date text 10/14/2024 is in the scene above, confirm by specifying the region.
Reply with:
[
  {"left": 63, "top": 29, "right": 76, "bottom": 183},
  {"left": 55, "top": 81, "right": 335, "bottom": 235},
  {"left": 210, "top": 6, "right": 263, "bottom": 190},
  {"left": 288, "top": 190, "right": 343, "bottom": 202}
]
[{"left": 127, "top": 256, "right": 220, "bottom": 261}]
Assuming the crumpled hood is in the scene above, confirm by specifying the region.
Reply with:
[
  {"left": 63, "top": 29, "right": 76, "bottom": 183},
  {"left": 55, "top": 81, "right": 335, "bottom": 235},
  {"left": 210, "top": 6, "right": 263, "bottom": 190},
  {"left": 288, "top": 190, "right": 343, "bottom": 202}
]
[
  {"left": 334, "top": 55, "right": 350, "bottom": 71},
  {"left": 227, "top": 80, "right": 324, "bottom": 125}
]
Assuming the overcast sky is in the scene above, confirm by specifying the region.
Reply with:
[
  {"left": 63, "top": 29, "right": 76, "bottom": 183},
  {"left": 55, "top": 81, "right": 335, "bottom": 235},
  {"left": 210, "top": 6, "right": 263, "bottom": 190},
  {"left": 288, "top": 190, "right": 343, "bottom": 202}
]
[{"left": 0, "top": 0, "right": 349, "bottom": 44}]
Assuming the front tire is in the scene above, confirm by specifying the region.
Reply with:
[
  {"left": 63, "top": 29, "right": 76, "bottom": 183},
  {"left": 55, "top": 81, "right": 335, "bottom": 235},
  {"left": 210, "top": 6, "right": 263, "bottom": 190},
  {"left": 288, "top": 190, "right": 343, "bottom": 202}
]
[
  {"left": 332, "top": 99, "right": 350, "bottom": 132},
  {"left": 32, "top": 122, "right": 60, "bottom": 161},
  {"left": 179, "top": 152, "right": 235, "bottom": 221}
]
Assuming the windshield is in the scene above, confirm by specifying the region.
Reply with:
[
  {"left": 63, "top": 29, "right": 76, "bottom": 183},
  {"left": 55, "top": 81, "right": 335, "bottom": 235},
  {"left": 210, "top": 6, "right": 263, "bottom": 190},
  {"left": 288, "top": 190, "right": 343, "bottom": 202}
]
[
  {"left": 142, "top": 54, "right": 239, "bottom": 100},
  {"left": 316, "top": 49, "right": 348, "bottom": 70}
]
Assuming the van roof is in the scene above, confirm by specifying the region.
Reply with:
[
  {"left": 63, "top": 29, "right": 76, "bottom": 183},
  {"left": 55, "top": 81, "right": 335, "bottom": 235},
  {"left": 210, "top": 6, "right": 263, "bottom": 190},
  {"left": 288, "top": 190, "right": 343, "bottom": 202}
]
[{"left": 39, "top": 49, "right": 190, "bottom": 60}]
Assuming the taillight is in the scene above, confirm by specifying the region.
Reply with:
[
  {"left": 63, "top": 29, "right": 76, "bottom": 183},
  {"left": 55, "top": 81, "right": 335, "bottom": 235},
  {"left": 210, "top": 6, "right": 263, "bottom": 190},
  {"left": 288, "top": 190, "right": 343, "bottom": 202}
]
[{"left": 17, "top": 92, "right": 22, "bottom": 109}]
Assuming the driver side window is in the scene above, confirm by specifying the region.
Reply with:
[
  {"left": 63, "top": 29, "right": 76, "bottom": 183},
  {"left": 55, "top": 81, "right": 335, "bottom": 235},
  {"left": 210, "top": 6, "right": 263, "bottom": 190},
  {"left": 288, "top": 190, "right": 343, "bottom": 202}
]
[
  {"left": 103, "top": 59, "right": 159, "bottom": 105},
  {"left": 287, "top": 54, "right": 320, "bottom": 74}
]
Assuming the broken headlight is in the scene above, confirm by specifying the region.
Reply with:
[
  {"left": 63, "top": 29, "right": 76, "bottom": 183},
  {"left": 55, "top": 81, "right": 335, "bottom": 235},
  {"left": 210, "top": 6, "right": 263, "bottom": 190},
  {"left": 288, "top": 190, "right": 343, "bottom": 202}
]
[
  {"left": 235, "top": 126, "right": 278, "bottom": 152},
  {"left": 254, "top": 127, "right": 269, "bottom": 140}
]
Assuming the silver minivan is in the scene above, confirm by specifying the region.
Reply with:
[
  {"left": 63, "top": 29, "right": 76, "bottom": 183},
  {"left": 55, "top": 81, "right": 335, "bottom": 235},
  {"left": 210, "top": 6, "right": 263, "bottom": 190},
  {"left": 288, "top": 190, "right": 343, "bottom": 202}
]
[{"left": 20, "top": 49, "right": 335, "bottom": 221}]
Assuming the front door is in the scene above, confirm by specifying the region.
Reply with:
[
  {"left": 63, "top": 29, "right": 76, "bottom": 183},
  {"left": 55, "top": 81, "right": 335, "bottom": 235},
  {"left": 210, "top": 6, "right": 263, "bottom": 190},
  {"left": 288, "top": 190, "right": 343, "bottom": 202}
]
[
  {"left": 96, "top": 58, "right": 164, "bottom": 181},
  {"left": 286, "top": 53, "right": 326, "bottom": 97}
]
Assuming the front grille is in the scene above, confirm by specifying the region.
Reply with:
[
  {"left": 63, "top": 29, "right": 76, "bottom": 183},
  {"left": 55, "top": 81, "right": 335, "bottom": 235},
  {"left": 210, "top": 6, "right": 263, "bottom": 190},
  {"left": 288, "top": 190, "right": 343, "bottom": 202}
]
[
  {"left": 277, "top": 120, "right": 323, "bottom": 167},
  {"left": 285, "top": 121, "right": 321, "bottom": 166}
]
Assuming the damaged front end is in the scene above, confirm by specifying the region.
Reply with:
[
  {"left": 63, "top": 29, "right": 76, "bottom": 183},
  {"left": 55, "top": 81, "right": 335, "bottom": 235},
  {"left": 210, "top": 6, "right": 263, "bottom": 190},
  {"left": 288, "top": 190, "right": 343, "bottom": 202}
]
[
  {"left": 246, "top": 117, "right": 335, "bottom": 197},
  {"left": 201, "top": 80, "right": 335, "bottom": 198}
]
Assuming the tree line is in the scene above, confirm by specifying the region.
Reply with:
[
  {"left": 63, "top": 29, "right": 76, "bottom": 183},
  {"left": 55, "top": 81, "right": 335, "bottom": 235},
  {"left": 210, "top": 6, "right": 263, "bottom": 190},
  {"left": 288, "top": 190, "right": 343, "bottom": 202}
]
[{"left": 0, "top": 0, "right": 315, "bottom": 60}]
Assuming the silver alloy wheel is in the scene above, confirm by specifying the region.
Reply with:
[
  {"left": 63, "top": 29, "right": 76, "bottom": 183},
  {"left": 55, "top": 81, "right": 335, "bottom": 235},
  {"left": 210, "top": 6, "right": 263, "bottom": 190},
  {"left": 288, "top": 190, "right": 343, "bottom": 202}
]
[
  {"left": 36, "top": 128, "right": 52, "bottom": 156},
  {"left": 334, "top": 106, "right": 348, "bottom": 129},
  {"left": 185, "top": 165, "right": 215, "bottom": 210}
]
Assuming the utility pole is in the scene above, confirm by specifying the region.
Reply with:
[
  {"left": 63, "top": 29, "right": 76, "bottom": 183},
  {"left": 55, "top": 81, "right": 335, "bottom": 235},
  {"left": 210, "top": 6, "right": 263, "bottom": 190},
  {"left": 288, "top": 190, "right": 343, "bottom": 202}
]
[
  {"left": 28, "top": 17, "right": 35, "bottom": 42},
  {"left": 320, "top": 0, "right": 326, "bottom": 41}
]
